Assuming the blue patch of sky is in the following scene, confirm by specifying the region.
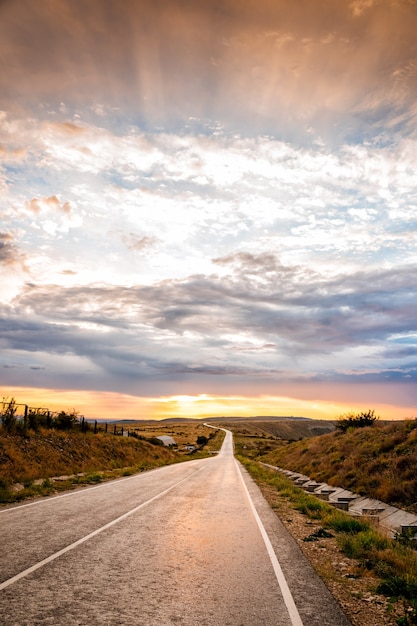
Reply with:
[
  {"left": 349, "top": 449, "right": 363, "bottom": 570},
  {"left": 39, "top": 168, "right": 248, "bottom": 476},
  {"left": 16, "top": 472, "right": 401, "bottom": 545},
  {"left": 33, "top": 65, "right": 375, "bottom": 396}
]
[
  {"left": 4, "top": 166, "right": 55, "bottom": 198},
  {"left": 386, "top": 219, "right": 417, "bottom": 234},
  {"left": 330, "top": 369, "right": 417, "bottom": 383},
  {"left": 103, "top": 170, "right": 139, "bottom": 191},
  {"left": 391, "top": 335, "right": 417, "bottom": 346}
]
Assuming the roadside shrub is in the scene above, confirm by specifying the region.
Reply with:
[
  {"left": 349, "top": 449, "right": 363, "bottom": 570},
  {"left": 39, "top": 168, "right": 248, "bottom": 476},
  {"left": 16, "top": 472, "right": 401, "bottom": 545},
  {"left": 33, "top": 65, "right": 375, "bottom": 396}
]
[
  {"left": 377, "top": 575, "right": 417, "bottom": 599},
  {"left": 336, "top": 409, "right": 379, "bottom": 433},
  {"left": 86, "top": 472, "right": 102, "bottom": 483},
  {"left": 377, "top": 575, "right": 417, "bottom": 624},
  {"left": 295, "top": 496, "right": 327, "bottom": 518},
  {"left": 325, "top": 515, "right": 369, "bottom": 535}
]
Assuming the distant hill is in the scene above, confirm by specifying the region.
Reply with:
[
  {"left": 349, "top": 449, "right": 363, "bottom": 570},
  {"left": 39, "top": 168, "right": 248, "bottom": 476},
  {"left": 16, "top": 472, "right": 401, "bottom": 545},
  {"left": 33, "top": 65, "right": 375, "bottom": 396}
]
[
  {"left": 205, "top": 415, "right": 313, "bottom": 422},
  {"left": 92, "top": 415, "right": 331, "bottom": 428},
  {"left": 215, "top": 418, "right": 335, "bottom": 440},
  {"left": 92, "top": 416, "right": 335, "bottom": 441}
]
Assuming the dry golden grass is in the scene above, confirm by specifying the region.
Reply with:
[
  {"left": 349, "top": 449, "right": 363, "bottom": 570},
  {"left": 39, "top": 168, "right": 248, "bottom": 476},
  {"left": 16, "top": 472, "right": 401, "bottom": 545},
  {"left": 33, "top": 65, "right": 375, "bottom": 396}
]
[
  {"left": 217, "top": 418, "right": 334, "bottom": 440},
  {"left": 260, "top": 419, "right": 417, "bottom": 513},
  {"left": 127, "top": 421, "right": 218, "bottom": 450},
  {"left": 0, "top": 421, "right": 225, "bottom": 503},
  {"left": 0, "top": 428, "right": 177, "bottom": 486}
]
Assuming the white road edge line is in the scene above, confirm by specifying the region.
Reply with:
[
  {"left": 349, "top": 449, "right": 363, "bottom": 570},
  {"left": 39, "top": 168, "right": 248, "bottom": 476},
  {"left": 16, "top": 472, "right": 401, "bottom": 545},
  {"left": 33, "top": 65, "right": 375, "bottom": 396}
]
[
  {"left": 0, "top": 466, "right": 205, "bottom": 591},
  {"left": 208, "top": 424, "right": 303, "bottom": 626},
  {"left": 235, "top": 458, "right": 304, "bottom": 626}
]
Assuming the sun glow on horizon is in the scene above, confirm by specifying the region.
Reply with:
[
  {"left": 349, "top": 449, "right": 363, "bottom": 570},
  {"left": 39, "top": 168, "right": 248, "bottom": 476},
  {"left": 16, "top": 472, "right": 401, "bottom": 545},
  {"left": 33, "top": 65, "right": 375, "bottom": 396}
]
[{"left": 0, "top": 386, "right": 414, "bottom": 422}]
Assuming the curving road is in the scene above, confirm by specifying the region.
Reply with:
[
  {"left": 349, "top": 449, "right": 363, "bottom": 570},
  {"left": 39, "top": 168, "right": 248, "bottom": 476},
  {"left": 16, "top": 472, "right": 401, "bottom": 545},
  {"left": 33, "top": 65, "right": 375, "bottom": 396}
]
[{"left": 0, "top": 430, "right": 351, "bottom": 625}]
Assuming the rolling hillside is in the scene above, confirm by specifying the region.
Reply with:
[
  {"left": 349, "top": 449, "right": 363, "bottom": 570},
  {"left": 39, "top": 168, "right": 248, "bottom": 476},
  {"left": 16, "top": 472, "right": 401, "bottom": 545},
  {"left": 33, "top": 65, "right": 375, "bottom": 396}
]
[
  {"left": 216, "top": 417, "right": 335, "bottom": 440},
  {"left": 260, "top": 419, "right": 417, "bottom": 513}
]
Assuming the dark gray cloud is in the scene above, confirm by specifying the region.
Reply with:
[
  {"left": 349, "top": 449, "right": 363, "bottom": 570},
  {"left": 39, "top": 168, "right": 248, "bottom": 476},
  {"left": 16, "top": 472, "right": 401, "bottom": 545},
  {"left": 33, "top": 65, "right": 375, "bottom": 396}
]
[
  {"left": 1, "top": 254, "right": 417, "bottom": 394},
  {"left": 10, "top": 258, "right": 417, "bottom": 349}
]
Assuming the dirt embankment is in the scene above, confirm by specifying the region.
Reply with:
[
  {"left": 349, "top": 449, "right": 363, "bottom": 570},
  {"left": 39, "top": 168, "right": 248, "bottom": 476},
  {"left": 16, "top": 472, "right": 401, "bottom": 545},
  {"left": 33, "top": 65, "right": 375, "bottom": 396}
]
[
  {"left": 261, "top": 419, "right": 417, "bottom": 512},
  {"left": 0, "top": 429, "right": 176, "bottom": 486}
]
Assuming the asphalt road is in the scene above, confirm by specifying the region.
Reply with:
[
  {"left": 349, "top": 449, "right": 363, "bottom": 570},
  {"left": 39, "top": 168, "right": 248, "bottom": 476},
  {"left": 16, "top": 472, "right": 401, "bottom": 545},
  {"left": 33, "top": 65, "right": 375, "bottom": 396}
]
[{"left": 0, "top": 430, "right": 351, "bottom": 625}]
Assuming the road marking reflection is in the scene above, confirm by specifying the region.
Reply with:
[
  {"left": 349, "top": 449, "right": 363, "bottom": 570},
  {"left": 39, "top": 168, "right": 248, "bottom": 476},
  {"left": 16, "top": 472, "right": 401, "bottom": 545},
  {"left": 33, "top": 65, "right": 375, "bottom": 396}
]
[{"left": 0, "top": 467, "right": 205, "bottom": 590}]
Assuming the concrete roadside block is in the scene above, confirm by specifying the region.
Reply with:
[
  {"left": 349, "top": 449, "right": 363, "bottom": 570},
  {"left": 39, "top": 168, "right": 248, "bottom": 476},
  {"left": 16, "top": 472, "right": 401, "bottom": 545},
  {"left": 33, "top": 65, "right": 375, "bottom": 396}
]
[{"left": 259, "top": 462, "right": 417, "bottom": 536}]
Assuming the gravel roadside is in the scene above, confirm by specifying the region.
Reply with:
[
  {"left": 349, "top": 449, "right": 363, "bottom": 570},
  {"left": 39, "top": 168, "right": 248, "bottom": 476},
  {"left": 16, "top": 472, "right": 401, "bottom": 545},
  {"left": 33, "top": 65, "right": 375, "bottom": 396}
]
[{"left": 257, "top": 482, "right": 402, "bottom": 626}]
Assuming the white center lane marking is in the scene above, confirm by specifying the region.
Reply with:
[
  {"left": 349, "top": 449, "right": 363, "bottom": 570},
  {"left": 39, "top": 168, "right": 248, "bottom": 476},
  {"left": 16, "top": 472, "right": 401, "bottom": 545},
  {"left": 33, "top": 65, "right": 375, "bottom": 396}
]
[
  {"left": 0, "top": 466, "right": 206, "bottom": 591},
  {"left": 0, "top": 462, "right": 202, "bottom": 515}
]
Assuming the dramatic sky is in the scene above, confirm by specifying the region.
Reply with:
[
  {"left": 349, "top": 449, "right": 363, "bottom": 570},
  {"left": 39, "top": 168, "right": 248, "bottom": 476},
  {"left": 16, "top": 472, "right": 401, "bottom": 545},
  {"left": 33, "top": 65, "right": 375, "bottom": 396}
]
[{"left": 1, "top": 0, "right": 417, "bottom": 420}]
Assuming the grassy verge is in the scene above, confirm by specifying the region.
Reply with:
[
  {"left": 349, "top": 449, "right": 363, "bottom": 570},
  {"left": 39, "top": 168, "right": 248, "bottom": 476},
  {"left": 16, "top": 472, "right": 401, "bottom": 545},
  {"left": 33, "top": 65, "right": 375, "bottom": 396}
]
[
  {"left": 0, "top": 426, "right": 225, "bottom": 505},
  {"left": 238, "top": 457, "right": 417, "bottom": 626},
  {"left": 0, "top": 466, "right": 155, "bottom": 502}
]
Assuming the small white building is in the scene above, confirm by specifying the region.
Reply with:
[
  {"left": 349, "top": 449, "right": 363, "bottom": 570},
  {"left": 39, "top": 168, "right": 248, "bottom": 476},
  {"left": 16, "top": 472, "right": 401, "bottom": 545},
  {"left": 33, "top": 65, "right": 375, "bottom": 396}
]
[{"left": 156, "top": 435, "right": 176, "bottom": 447}]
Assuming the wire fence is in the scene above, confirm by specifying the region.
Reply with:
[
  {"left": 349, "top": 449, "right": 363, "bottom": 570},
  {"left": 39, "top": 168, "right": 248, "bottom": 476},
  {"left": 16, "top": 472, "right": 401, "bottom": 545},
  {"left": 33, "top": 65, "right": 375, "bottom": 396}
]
[{"left": 0, "top": 399, "right": 131, "bottom": 436}]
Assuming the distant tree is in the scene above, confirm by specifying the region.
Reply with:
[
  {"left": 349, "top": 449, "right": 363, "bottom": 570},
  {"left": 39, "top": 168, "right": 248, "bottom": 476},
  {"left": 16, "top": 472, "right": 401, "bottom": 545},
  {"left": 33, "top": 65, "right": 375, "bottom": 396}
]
[
  {"left": 196, "top": 435, "right": 208, "bottom": 446},
  {"left": 336, "top": 409, "right": 379, "bottom": 433},
  {"left": 54, "top": 409, "right": 80, "bottom": 430},
  {"left": 1, "top": 397, "right": 18, "bottom": 432}
]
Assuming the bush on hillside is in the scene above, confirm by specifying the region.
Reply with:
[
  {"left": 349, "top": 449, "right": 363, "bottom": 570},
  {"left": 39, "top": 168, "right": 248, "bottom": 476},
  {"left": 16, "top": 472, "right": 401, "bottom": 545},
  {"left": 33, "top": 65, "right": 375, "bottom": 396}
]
[
  {"left": 1, "top": 398, "right": 18, "bottom": 432},
  {"left": 54, "top": 410, "right": 80, "bottom": 430},
  {"left": 336, "top": 409, "right": 379, "bottom": 433}
]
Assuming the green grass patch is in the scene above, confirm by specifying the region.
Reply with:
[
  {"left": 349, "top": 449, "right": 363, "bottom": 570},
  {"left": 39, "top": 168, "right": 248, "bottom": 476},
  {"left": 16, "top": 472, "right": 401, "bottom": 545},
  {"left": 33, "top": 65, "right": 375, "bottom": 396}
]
[
  {"left": 324, "top": 514, "right": 369, "bottom": 534},
  {"left": 295, "top": 495, "right": 328, "bottom": 518},
  {"left": 238, "top": 456, "right": 417, "bottom": 624},
  {"left": 86, "top": 472, "right": 103, "bottom": 483},
  {"left": 337, "top": 528, "right": 390, "bottom": 560}
]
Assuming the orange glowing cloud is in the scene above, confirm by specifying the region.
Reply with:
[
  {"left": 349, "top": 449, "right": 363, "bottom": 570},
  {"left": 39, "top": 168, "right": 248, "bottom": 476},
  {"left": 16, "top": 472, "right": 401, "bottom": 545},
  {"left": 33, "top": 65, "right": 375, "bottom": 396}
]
[
  {"left": 0, "top": 387, "right": 414, "bottom": 422},
  {"left": 26, "top": 195, "right": 71, "bottom": 215},
  {"left": 2, "top": 1, "right": 417, "bottom": 134}
]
